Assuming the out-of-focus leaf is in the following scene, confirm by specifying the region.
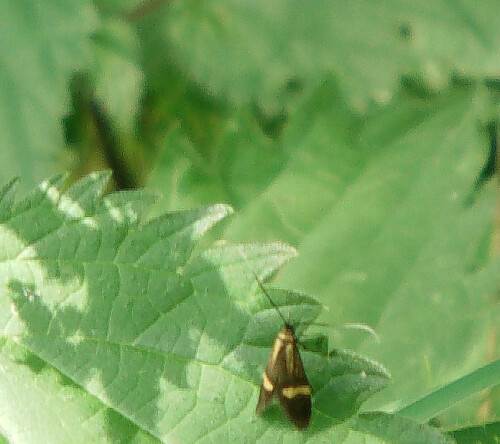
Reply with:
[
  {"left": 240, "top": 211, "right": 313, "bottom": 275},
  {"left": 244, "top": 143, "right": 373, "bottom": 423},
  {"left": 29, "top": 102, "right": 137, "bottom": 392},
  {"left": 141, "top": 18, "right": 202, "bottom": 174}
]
[
  {"left": 91, "top": 18, "right": 143, "bottom": 133},
  {"left": 0, "top": 2, "right": 97, "bottom": 191},
  {"left": 137, "top": 1, "right": 500, "bottom": 109},
  {"left": 147, "top": 109, "right": 285, "bottom": 216},
  {"left": 449, "top": 421, "right": 500, "bottom": 444},
  {"left": 397, "top": 359, "right": 500, "bottom": 422},
  {"left": 221, "top": 80, "right": 499, "bottom": 418}
]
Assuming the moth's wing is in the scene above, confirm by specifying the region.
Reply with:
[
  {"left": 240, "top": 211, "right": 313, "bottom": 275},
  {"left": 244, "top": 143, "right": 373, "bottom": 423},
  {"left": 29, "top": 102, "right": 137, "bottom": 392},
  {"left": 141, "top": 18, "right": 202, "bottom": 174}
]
[
  {"left": 256, "top": 332, "right": 286, "bottom": 415},
  {"left": 277, "top": 340, "right": 312, "bottom": 428},
  {"left": 273, "top": 337, "right": 310, "bottom": 387},
  {"left": 255, "top": 381, "right": 275, "bottom": 414},
  {"left": 278, "top": 390, "right": 312, "bottom": 429},
  {"left": 256, "top": 328, "right": 312, "bottom": 428}
]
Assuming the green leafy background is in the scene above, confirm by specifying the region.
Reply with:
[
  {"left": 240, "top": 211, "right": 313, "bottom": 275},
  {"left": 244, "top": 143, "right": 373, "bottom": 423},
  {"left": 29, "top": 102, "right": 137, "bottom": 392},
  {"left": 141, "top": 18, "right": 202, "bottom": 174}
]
[{"left": 0, "top": 1, "right": 499, "bottom": 443}]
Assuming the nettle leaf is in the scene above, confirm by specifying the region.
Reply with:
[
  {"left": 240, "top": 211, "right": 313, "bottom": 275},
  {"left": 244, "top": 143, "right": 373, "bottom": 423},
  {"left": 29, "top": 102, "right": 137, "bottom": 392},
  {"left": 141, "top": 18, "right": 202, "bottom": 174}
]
[
  {"left": 0, "top": 173, "right": 450, "bottom": 443},
  {"left": 348, "top": 412, "right": 456, "bottom": 444},
  {"left": 139, "top": 1, "right": 500, "bottom": 109},
  {"left": 223, "top": 80, "right": 499, "bottom": 421}
]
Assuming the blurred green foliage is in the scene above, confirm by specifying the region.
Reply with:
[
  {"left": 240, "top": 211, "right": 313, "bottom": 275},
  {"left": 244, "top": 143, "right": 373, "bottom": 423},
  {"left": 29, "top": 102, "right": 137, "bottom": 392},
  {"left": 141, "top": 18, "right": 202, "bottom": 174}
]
[{"left": 0, "top": 1, "right": 498, "bottom": 442}]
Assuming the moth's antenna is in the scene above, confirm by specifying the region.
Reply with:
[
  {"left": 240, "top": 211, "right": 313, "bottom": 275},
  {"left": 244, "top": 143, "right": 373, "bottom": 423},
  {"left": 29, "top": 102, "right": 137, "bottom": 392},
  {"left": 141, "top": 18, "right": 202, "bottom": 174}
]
[
  {"left": 341, "top": 322, "right": 380, "bottom": 343},
  {"left": 237, "top": 246, "right": 288, "bottom": 326},
  {"left": 302, "top": 321, "right": 380, "bottom": 343}
]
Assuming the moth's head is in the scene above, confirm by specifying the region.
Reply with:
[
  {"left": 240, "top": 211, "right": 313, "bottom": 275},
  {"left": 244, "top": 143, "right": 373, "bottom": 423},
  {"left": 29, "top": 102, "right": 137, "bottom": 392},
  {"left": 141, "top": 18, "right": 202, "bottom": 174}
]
[{"left": 284, "top": 323, "right": 295, "bottom": 336}]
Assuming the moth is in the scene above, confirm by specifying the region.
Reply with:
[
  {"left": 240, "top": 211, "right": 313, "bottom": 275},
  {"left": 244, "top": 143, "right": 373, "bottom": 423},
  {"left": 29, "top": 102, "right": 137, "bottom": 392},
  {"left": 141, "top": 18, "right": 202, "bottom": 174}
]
[{"left": 251, "top": 269, "right": 312, "bottom": 429}]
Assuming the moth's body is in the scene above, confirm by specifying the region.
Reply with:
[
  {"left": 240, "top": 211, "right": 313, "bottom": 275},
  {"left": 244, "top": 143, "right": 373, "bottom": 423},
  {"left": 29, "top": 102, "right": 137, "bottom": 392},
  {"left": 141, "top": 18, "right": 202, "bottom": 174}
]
[{"left": 256, "top": 324, "right": 312, "bottom": 429}]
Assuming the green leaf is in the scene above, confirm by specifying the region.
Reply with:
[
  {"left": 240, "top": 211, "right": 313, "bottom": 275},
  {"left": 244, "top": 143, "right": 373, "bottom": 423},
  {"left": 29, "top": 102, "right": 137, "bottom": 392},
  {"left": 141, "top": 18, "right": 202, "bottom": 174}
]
[
  {"left": 348, "top": 412, "right": 456, "bottom": 444},
  {"left": 146, "top": 110, "right": 285, "bottom": 217},
  {"left": 139, "top": 1, "right": 500, "bottom": 108},
  {"left": 221, "top": 80, "right": 499, "bottom": 417},
  {"left": 448, "top": 421, "right": 500, "bottom": 444},
  {"left": 397, "top": 359, "right": 500, "bottom": 422},
  {"left": 223, "top": 78, "right": 361, "bottom": 244},
  {"left": 0, "top": 2, "right": 97, "bottom": 191},
  {"left": 0, "top": 339, "right": 157, "bottom": 443},
  {"left": 91, "top": 18, "right": 144, "bottom": 133},
  {"left": 0, "top": 173, "right": 415, "bottom": 442}
]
